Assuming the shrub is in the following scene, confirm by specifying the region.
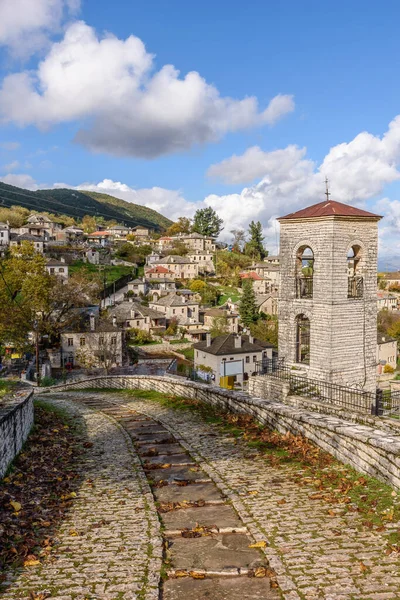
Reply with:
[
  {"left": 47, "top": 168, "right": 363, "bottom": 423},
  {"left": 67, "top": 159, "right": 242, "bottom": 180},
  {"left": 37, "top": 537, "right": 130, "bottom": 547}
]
[
  {"left": 383, "top": 364, "right": 395, "bottom": 374},
  {"left": 40, "top": 376, "right": 57, "bottom": 387}
]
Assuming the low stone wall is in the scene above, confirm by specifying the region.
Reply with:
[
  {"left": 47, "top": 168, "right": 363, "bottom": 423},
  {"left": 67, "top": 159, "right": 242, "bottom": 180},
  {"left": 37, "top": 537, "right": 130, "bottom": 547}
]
[
  {"left": 0, "top": 390, "right": 34, "bottom": 478},
  {"left": 138, "top": 342, "right": 193, "bottom": 355},
  {"left": 38, "top": 376, "right": 400, "bottom": 490}
]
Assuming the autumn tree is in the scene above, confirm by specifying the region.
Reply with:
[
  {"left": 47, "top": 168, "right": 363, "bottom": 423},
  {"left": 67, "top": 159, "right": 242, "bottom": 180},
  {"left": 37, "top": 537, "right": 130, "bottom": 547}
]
[
  {"left": 166, "top": 217, "right": 192, "bottom": 236},
  {"left": 244, "top": 221, "right": 267, "bottom": 260},
  {"left": 250, "top": 316, "right": 278, "bottom": 347},
  {"left": 238, "top": 280, "right": 259, "bottom": 326},
  {"left": 81, "top": 215, "right": 97, "bottom": 233},
  {"left": 231, "top": 229, "right": 246, "bottom": 253},
  {"left": 210, "top": 316, "right": 229, "bottom": 337},
  {"left": 192, "top": 207, "right": 223, "bottom": 238}
]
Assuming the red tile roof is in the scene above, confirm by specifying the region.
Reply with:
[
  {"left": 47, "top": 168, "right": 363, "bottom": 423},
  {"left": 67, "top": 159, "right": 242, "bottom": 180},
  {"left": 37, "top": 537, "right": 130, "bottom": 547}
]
[
  {"left": 240, "top": 271, "right": 263, "bottom": 280},
  {"left": 278, "top": 200, "right": 381, "bottom": 221},
  {"left": 146, "top": 266, "right": 172, "bottom": 274}
]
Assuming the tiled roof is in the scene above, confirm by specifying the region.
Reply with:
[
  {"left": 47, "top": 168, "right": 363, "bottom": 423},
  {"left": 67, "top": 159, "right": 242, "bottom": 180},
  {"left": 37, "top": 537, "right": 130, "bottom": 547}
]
[
  {"left": 377, "top": 333, "right": 397, "bottom": 345},
  {"left": 278, "top": 200, "right": 381, "bottom": 221},
  {"left": 194, "top": 333, "right": 274, "bottom": 355},
  {"left": 151, "top": 293, "right": 198, "bottom": 307},
  {"left": 155, "top": 255, "right": 192, "bottom": 264},
  {"left": 240, "top": 271, "right": 263, "bottom": 280},
  {"left": 146, "top": 266, "right": 172, "bottom": 274},
  {"left": 46, "top": 259, "right": 67, "bottom": 266}
]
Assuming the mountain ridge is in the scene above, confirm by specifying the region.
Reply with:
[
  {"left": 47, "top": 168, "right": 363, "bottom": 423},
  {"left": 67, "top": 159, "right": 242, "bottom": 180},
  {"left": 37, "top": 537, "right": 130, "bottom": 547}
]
[{"left": 0, "top": 182, "right": 172, "bottom": 231}]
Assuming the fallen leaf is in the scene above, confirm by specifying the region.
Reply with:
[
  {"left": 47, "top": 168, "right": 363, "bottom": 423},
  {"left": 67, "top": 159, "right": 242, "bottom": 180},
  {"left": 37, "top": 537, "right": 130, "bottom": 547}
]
[
  {"left": 174, "top": 570, "right": 188, "bottom": 578},
  {"left": 254, "top": 567, "right": 267, "bottom": 577},
  {"left": 189, "top": 571, "right": 206, "bottom": 579},
  {"left": 277, "top": 499, "right": 286, "bottom": 505},
  {"left": 10, "top": 501, "right": 22, "bottom": 512},
  {"left": 24, "top": 556, "right": 41, "bottom": 567},
  {"left": 249, "top": 540, "right": 268, "bottom": 548},
  {"left": 248, "top": 491, "right": 258, "bottom": 496}
]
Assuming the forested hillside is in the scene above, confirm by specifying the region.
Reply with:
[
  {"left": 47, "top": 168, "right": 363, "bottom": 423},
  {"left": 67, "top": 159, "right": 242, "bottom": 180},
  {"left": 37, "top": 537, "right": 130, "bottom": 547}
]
[{"left": 0, "top": 182, "right": 172, "bottom": 231}]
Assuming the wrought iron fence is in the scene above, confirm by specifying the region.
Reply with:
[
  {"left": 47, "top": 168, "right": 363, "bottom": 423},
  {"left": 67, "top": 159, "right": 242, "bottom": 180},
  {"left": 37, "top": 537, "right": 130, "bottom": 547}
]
[
  {"left": 255, "top": 359, "right": 375, "bottom": 414},
  {"left": 376, "top": 389, "right": 400, "bottom": 419},
  {"left": 348, "top": 276, "right": 363, "bottom": 299},
  {"left": 296, "top": 276, "right": 313, "bottom": 299}
]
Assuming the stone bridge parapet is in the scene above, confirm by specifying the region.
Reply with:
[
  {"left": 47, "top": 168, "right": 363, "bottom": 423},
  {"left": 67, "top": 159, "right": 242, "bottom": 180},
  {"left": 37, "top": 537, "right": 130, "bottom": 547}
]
[
  {"left": 37, "top": 375, "right": 400, "bottom": 489},
  {"left": 0, "top": 389, "right": 34, "bottom": 478}
]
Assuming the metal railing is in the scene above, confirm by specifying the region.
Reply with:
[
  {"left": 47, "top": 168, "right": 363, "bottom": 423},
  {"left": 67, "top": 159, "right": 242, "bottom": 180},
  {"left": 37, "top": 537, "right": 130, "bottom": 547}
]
[
  {"left": 377, "top": 389, "right": 400, "bottom": 418},
  {"left": 348, "top": 276, "right": 363, "bottom": 299},
  {"left": 296, "top": 276, "right": 313, "bottom": 299},
  {"left": 255, "top": 359, "right": 375, "bottom": 414}
]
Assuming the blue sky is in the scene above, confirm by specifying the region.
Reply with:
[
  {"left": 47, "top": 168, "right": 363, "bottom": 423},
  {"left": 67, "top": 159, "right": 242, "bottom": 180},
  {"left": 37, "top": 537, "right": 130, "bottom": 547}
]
[{"left": 1, "top": 0, "right": 400, "bottom": 266}]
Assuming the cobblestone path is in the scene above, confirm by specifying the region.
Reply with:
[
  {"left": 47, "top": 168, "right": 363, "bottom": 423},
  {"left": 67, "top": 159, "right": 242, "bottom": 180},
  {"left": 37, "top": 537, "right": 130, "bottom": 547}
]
[
  {"left": 3, "top": 397, "right": 162, "bottom": 600},
  {"left": 53, "top": 391, "right": 400, "bottom": 600},
  {"left": 6, "top": 391, "right": 400, "bottom": 600}
]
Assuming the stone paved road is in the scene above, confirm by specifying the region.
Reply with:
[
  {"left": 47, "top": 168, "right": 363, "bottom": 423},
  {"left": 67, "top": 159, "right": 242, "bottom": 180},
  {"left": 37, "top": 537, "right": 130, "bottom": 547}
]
[
  {"left": 59, "top": 390, "right": 400, "bottom": 600},
  {"left": 5, "top": 391, "right": 400, "bottom": 600},
  {"left": 2, "top": 397, "right": 162, "bottom": 600}
]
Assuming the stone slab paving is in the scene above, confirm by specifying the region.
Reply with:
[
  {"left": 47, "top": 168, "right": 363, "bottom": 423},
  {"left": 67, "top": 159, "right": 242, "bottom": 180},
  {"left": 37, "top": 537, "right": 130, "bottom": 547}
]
[
  {"left": 113, "top": 393, "right": 400, "bottom": 600},
  {"left": 163, "top": 577, "right": 277, "bottom": 600},
  {"left": 2, "top": 396, "right": 163, "bottom": 600}
]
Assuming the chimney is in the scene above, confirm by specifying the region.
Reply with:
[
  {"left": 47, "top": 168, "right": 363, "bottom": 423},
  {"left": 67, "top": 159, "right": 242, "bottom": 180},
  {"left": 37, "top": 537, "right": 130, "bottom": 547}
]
[
  {"left": 60, "top": 257, "right": 65, "bottom": 263},
  {"left": 382, "top": 336, "right": 386, "bottom": 342},
  {"left": 89, "top": 313, "right": 95, "bottom": 332},
  {"left": 234, "top": 335, "right": 242, "bottom": 349},
  {"left": 112, "top": 316, "right": 117, "bottom": 327},
  {"left": 248, "top": 334, "right": 254, "bottom": 344},
  {"left": 206, "top": 333, "right": 211, "bottom": 347}
]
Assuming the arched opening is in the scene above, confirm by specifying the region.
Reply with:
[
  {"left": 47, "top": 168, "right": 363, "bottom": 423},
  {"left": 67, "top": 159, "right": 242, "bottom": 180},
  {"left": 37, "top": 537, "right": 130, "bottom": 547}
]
[
  {"left": 296, "top": 314, "right": 310, "bottom": 364},
  {"left": 296, "top": 246, "right": 314, "bottom": 298},
  {"left": 347, "top": 245, "right": 363, "bottom": 298}
]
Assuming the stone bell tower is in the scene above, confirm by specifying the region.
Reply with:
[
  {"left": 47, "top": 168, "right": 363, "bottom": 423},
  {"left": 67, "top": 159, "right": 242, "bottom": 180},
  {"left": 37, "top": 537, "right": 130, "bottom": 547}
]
[{"left": 278, "top": 199, "right": 381, "bottom": 393}]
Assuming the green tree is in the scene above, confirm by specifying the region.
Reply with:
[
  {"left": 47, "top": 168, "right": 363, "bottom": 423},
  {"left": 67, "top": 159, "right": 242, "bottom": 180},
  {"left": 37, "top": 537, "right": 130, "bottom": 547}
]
[
  {"left": 250, "top": 315, "right": 278, "bottom": 347},
  {"left": 244, "top": 221, "right": 267, "bottom": 260},
  {"left": 192, "top": 207, "right": 223, "bottom": 238},
  {"left": 81, "top": 215, "right": 97, "bottom": 233},
  {"left": 238, "top": 280, "right": 259, "bottom": 326},
  {"left": 210, "top": 316, "right": 229, "bottom": 337}
]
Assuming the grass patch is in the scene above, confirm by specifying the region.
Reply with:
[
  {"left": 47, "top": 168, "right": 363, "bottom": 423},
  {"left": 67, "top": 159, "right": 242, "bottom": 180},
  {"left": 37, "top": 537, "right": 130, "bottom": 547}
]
[
  {"left": 169, "top": 338, "right": 191, "bottom": 345},
  {"left": 216, "top": 285, "right": 241, "bottom": 306},
  {"left": 69, "top": 260, "right": 133, "bottom": 285},
  {"left": 0, "top": 380, "right": 18, "bottom": 401},
  {"left": 179, "top": 347, "right": 194, "bottom": 361}
]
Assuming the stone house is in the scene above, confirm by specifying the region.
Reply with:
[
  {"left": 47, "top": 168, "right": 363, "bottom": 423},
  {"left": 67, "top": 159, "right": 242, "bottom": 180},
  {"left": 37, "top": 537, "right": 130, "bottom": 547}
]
[
  {"left": 59, "top": 226, "right": 84, "bottom": 242},
  {"left": 127, "top": 278, "right": 150, "bottom": 296},
  {"left": 193, "top": 333, "right": 274, "bottom": 387},
  {"left": 0, "top": 222, "right": 10, "bottom": 248},
  {"left": 149, "top": 293, "right": 200, "bottom": 326},
  {"left": 157, "top": 236, "right": 174, "bottom": 251},
  {"left": 187, "top": 251, "right": 215, "bottom": 273},
  {"left": 46, "top": 258, "right": 69, "bottom": 280},
  {"left": 251, "top": 263, "right": 280, "bottom": 292},
  {"left": 145, "top": 265, "right": 175, "bottom": 279},
  {"left": 109, "top": 301, "right": 166, "bottom": 333},
  {"left": 377, "top": 334, "right": 398, "bottom": 374},
  {"left": 60, "top": 313, "right": 123, "bottom": 368},
  {"left": 107, "top": 225, "right": 132, "bottom": 239},
  {"left": 377, "top": 292, "right": 398, "bottom": 311},
  {"left": 203, "top": 307, "right": 239, "bottom": 333},
  {"left": 148, "top": 255, "right": 199, "bottom": 280},
  {"left": 147, "top": 279, "right": 177, "bottom": 298},
  {"left": 132, "top": 226, "right": 151, "bottom": 239},
  {"left": 240, "top": 271, "right": 270, "bottom": 294},
  {"left": 10, "top": 233, "right": 46, "bottom": 253},
  {"left": 383, "top": 272, "right": 400, "bottom": 289},
  {"left": 174, "top": 233, "right": 216, "bottom": 252},
  {"left": 18, "top": 214, "right": 62, "bottom": 240},
  {"left": 255, "top": 294, "right": 278, "bottom": 316},
  {"left": 264, "top": 255, "right": 280, "bottom": 265},
  {"left": 86, "top": 231, "right": 112, "bottom": 246}
]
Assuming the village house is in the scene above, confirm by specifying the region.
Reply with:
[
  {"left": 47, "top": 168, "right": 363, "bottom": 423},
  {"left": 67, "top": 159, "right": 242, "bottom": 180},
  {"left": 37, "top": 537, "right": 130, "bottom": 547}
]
[
  {"left": 127, "top": 278, "right": 150, "bottom": 296},
  {"left": 174, "top": 232, "right": 216, "bottom": 252},
  {"left": 148, "top": 255, "right": 199, "bottom": 280},
  {"left": 250, "top": 262, "right": 280, "bottom": 292},
  {"left": 59, "top": 226, "right": 84, "bottom": 243},
  {"left": 0, "top": 222, "right": 10, "bottom": 248},
  {"left": 132, "top": 225, "right": 151, "bottom": 239},
  {"left": 10, "top": 233, "right": 46, "bottom": 253},
  {"left": 149, "top": 293, "right": 200, "bottom": 326},
  {"left": 187, "top": 250, "right": 215, "bottom": 273},
  {"left": 383, "top": 272, "right": 400, "bottom": 290},
  {"left": 18, "top": 213, "right": 62, "bottom": 240},
  {"left": 107, "top": 225, "right": 132, "bottom": 239},
  {"left": 147, "top": 279, "right": 177, "bottom": 298},
  {"left": 193, "top": 333, "right": 274, "bottom": 387},
  {"left": 377, "top": 291, "right": 398, "bottom": 311},
  {"left": 264, "top": 255, "right": 280, "bottom": 265},
  {"left": 203, "top": 307, "right": 240, "bottom": 333},
  {"left": 255, "top": 294, "right": 278, "bottom": 316},
  {"left": 157, "top": 236, "right": 174, "bottom": 251},
  {"left": 86, "top": 231, "right": 112, "bottom": 246},
  {"left": 109, "top": 301, "right": 166, "bottom": 333},
  {"left": 239, "top": 271, "right": 271, "bottom": 294},
  {"left": 59, "top": 312, "right": 124, "bottom": 369},
  {"left": 145, "top": 265, "right": 175, "bottom": 279},
  {"left": 46, "top": 258, "right": 69, "bottom": 280},
  {"left": 377, "top": 334, "right": 398, "bottom": 374}
]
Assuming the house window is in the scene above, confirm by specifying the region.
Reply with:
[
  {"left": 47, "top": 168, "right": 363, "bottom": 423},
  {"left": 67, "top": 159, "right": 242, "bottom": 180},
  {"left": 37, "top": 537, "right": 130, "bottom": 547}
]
[
  {"left": 59, "top": 268, "right": 64, "bottom": 273},
  {"left": 67, "top": 338, "right": 73, "bottom": 346},
  {"left": 111, "top": 337, "right": 117, "bottom": 346},
  {"left": 253, "top": 355, "right": 257, "bottom": 362},
  {"left": 50, "top": 268, "right": 55, "bottom": 274},
  {"left": 99, "top": 337, "right": 104, "bottom": 346},
  {"left": 173, "top": 309, "right": 176, "bottom": 314},
  {"left": 137, "top": 320, "right": 140, "bottom": 326},
  {"left": 80, "top": 337, "right": 86, "bottom": 346},
  {"left": 246, "top": 356, "right": 250, "bottom": 363},
  {"left": 296, "top": 315, "right": 310, "bottom": 365}
]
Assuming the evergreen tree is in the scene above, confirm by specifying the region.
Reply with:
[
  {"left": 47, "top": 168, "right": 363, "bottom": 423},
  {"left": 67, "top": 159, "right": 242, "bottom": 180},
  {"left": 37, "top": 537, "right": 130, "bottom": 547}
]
[
  {"left": 244, "top": 221, "right": 267, "bottom": 260},
  {"left": 238, "top": 280, "right": 259, "bottom": 326},
  {"left": 192, "top": 207, "right": 223, "bottom": 238}
]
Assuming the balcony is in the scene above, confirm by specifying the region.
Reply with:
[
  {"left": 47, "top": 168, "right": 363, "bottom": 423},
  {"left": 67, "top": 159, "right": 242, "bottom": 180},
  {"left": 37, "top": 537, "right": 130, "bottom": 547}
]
[
  {"left": 296, "top": 276, "right": 313, "bottom": 299},
  {"left": 348, "top": 276, "right": 363, "bottom": 299}
]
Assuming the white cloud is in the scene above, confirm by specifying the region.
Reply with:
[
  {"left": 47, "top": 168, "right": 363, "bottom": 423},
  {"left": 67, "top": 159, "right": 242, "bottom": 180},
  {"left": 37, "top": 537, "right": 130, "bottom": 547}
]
[
  {"left": 0, "top": 173, "right": 39, "bottom": 189},
  {"left": 207, "top": 145, "right": 308, "bottom": 184},
  {"left": 3, "top": 160, "right": 20, "bottom": 172},
  {"left": 0, "top": 0, "right": 80, "bottom": 57},
  {"left": 0, "top": 21, "right": 294, "bottom": 158}
]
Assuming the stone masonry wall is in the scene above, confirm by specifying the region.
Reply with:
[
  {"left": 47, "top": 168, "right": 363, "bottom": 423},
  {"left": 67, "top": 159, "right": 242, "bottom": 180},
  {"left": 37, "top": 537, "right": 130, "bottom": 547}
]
[
  {"left": 279, "top": 217, "right": 379, "bottom": 393},
  {"left": 0, "top": 390, "right": 34, "bottom": 478},
  {"left": 38, "top": 375, "right": 400, "bottom": 490}
]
